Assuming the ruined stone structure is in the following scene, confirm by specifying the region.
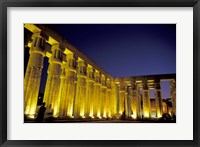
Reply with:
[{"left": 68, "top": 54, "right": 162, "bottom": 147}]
[{"left": 24, "top": 24, "right": 176, "bottom": 120}]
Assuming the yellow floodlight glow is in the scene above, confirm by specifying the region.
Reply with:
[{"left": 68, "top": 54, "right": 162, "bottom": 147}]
[
  {"left": 131, "top": 114, "right": 137, "bottom": 119},
  {"left": 81, "top": 116, "right": 85, "bottom": 118},
  {"left": 53, "top": 106, "right": 58, "bottom": 117},
  {"left": 103, "top": 114, "right": 107, "bottom": 118},
  {"left": 80, "top": 109, "right": 85, "bottom": 118},
  {"left": 28, "top": 114, "right": 35, "bottom": 119},
  {"left": 89, "top": 115, "right": 94, "bottom": 119},
  {"left": 157, "top": 114, "right": 162, "bottom": 118},
  {"left": 69, "top": 107, "right": 73, "bottom": 117},
  {"left": 103, "top": 111, "right": 107, "bottom": 118},
  {"left": 29, "top": 106, "right": 36, "bottom": 116},
  {"left": 97, "top": 112, "right": 102, "bottom": 119},
  {"left": 89, "top": 109, "right": 93, "bottom": 118},
  {"left": 24, "top": 106, "right": 30, "bottom": 115},
  {"left": 144, "top": 112, "right": 149, "bottom": 118}
]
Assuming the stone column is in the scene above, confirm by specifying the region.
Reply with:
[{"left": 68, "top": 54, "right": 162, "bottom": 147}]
[
  {"left": 24, "top": 32, "right": 47, "bottom": 117},
  {"left": 119, "top": 82, "right": 125, "bottom": 115},
  {"left": 100, "top": 75, "right": 107, "bottom": 118},
  {"left": 142, "top": 82, "right": 151, "bottom": 118},
  {"left": 93, "top": 71, "right": 101, "bottom": 118},
  {"left": 59, "top": 53, "right": 77, "bottom": 118},
  {"left": 85, "top": 65, "right": 95, "bottom": 118},
  {"left": 154, "top": 81, "right": 163, "bottom": 118},
  {"left": 111, "top": 81, "right": 117, "bottom": 118},
  {"left": 43, "top": 44, "right": 64, "bottom": 117},
  {"left": 126, "top": 85, "right": 132, "bottom": 118},
  {"left": 170, "top": 79, "right": 176, "bottom": 115},
  {"left": 116, "top": 83, "right": 120, "bottom": 116},
  {"left": 138, "top": 93, "right": 142, "bottom": 119},
  {"left": 106, "top": 78, "right": 112, "bottom": 118},
  {"left": 131, "top": 83, "right": 139, "bottom": 119},
  {"left": 73, "top": 59, "right": 87, "bottom": 118}
]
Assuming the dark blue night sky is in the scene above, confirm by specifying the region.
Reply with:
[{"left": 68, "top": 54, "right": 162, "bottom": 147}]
[
  {"left": 47, "top": 24, "right": 176, "bottom": 77},
  {"left": 25, "top": 24, "right": 176, "bottom": 99}
]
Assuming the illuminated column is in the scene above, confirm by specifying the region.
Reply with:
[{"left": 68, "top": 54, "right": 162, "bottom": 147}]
[
  {"left": 93, "top": 71, "right": 101, "bottom": 118},
  {"left": 59, "top": 53, "right": 77, "bottom": 118},
  {"left": 131, "top": 83, "right": 139, "bottom": 119},
  {"left": 24, "top": 32, "right": 47, "bottom": 117},
  {"left": 93, "top": 70, "right": 101, "bottom": 117},
  {"left": 111, "top": 81, "right": 117, "bottom": 117},
  {"left": 126, "top": 85, "right": 132, "bottom": 118},
  {"left": 119, "top": 82, "right": 125, "bottom": 115},
  {"left": 85, "top": 65, "right": 95, "bottom": 118},
  {"left": 154, "top": 81, "right": 163, "bottom": 118},
  {"left": 106, "top": 79, "right": 112, "bottom": 118},
  {"left": 43, "top": 44, "right": 64, "bottom": 117},
  {"left": 138, "top": 92, "right": 142, "bottom": 119},
  {"left": 74, "top": 58, "right": 87, "bottom": 118},
  {"left": 100, "top": 75, "right": 107, "bottom": 118},
  {"left": 142, "top": 82, "right": 151, "bottom": 118},
  {"left": 170, "top": 79, "right": 176, "bottom": 115}
]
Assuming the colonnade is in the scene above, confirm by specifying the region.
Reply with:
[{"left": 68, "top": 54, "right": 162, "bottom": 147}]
[
  {"left": 113, "top": 79, "right": 169, "bottom": 119},
  {"left": 24, "top": 30, "right": 115, "bottom": 119},
  {"left": 24, "top": 24, "right": 176, "bottom": 120}
]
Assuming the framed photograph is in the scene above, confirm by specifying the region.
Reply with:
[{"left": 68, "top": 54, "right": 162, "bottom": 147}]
[{"left": 1, "top": 0, "right": 199, "bottom": 147}]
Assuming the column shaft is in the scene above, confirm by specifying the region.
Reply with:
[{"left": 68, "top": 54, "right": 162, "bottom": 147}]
[
  {"left": 154, "top": 82, "right": 163, "bottom": 118},
  {"left": 85, "top": 66, "right": 95, "bottom": 118},
  {"left": 105, "top": 79, "right": 111, "bottom": 117},
  {"left": 43, "top": 44, "right": 63, "bottom": 117},
  {"left": 106, "top": 89, "right": 112, "bottom": 117},
  {"left": 126, "top": 86, "right": 132, "bottom": 118},
  {"left": 101, "top": 87, "right": 107, "bottom": 117},
  {"left": 59, "top": 56, "right": 77, "bottom": 118},
  {"left": 24, "top": 33, "right": 46, "bottom": 117},
  {"left": 116, "top": 84, "right": 120, "bottom": 115},
  {"left": 119, "top": 87, "right": 125, "bottom": 115},
  {"left": 131, "top": 84, "right": 139, "bottom": 119},
  {"left": 92, "top": 71, "right": 101, "bottom": 118},
  {"left": 100, "top": 76, "right": 106, "bottom": 118},
  {"left": 93, "top": 83, "right": 101, "bottom": 118},
  {"left": 142, "top": 83, "right": 151, "bottom": 118},
  {"left": 86, "top": 81, "right": 94, "bottom": 118},
  {"left": 74, "top": 60, "right": 87, "bottom": 118},
  {"left": 111, "top": 82, "right": 117, "bottom": 117}
]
